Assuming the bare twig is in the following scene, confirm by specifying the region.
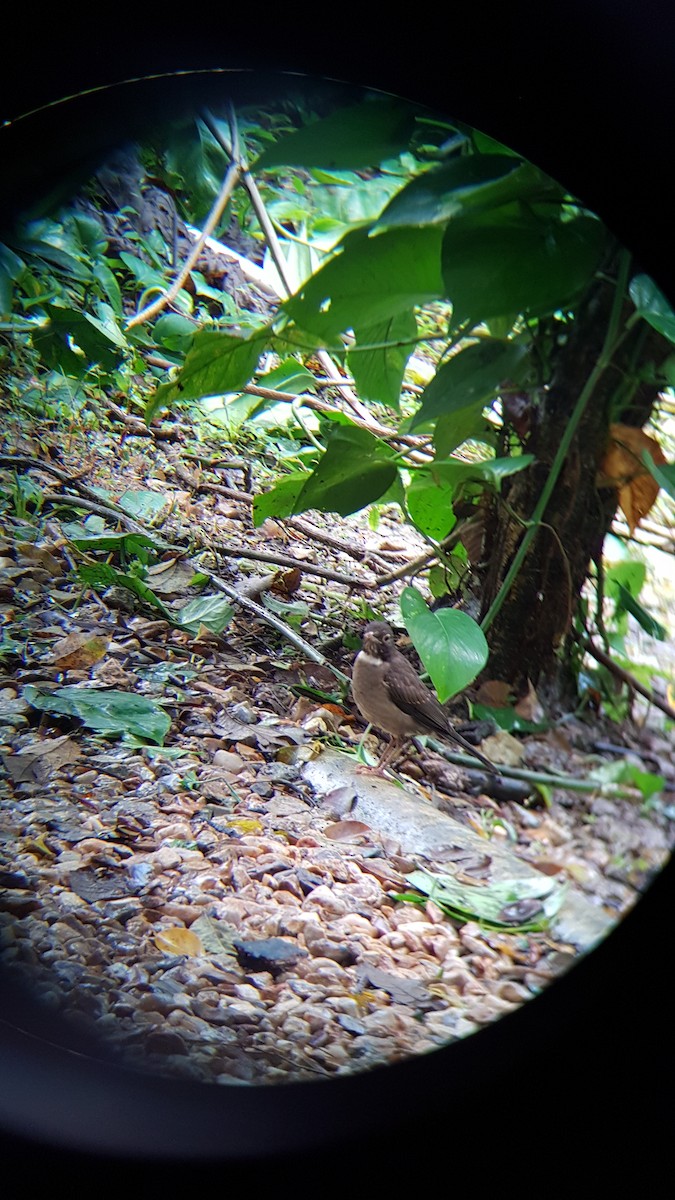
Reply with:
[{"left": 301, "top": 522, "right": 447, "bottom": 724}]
[
  {"left": 208, "top": 538, "right": 373, "bottom": 587},
  {"left": 125, "top": 155, "right": 242, "bottom": 329},
  {"left": 207, "top": 569, "right": 350, "bottom": 685},
  {"left": 284, "top": 516, "right": 401, "bottom": 570}
]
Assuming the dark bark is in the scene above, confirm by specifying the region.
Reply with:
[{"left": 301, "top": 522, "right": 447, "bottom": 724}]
[{"left": 478, "top": 264, "right": 668, "bottom": 702}]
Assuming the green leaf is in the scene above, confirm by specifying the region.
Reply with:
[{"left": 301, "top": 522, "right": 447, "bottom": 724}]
[
  {"left": 0, "top": 242, "right": 25, "bottom": 315},
  {"left": 375, "top": 157, "right": 558, "bottom": 231},
  {"left": 403, "top": 869, "right": 566, "bottom": 931},
  {"left": 117, "top": 489, "right": 169, "bottom": 522},
  {"left": 433, "top": 409, "right": 494, "bottom": 458},
  {"left": 588, "top": 759, "right": 665, "bottom": 802},
  {"left": 153, "top": 313, "right": 196, "bottom": 353},
  {"left": 176, "top": 594, "right": 234, "bottom": 635},
  {"left": 252, "top": 98, "right": 417, "bottom": 170},
  {"left": 411, "top": 337, "right": 528, "bottom": 431},
  {"left": 642, "top": 450, "right": 675, "bottom": 500},
  {"left": 147, "top": 327, "right": 269, "bottom": 422},
  {"left": 442, "top": 212, "right": 606, "bottom": 325},
  {"left": 292, "top": 425, "right": 398, "bottom": 517},
  {"left": 23, "top": 685, "right": 171, "bottom": 745},
  {"left": 259, "top": 359, "right": 318, "bottom": 393},
  {"left": 400, "top": 585, "right": 488, "bottom": 701},
  {"left": 432, "top": 454, "right": 534, "bottom": 495},
  {"left": 32, "top": 304, "right": 127, "bottom": 376},
  {"left": 78, "top": 564, "right": 173, "bottom": 621},
  {"left": 252, "top": 472, "right": 310, "bottom": 527},
  {"left": 405, "top": 475, "right": 457, "bottom": 540},
  {"left": 283, "top": 225, "right": 444, "bottom": 341},
  {"left": 348, "top": 310, "right": 417, "bottom": 409},
  {"left": 262, "top": 594, "right": 310, "bottom": 626},
  {"left": 472, "top": 702, "right": 548, "bottom": 733},
  {"left": 629, "top": 273, "right": 675, "bottom": 344},
  {"left": 604, "top": 559, "right": 646, "bottom": 600},
  {"left": 63, "top": 525, "right": 160, "bottom": 557},
  {"left": 614, "top": 583, "right": 668, "bottom": 640}
]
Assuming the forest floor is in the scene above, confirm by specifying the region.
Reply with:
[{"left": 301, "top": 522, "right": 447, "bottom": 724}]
[{"left": 1, "top": 404, "right": 673, "bottom": 1086}]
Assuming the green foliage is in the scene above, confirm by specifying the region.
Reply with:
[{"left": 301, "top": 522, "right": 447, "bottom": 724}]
[
  {"left": 410, "top": 337, "right": 528, "bottom": 433},
  {"left": 400, "top": 869, "right": 567, "bottom": 932},
  {"left": 252, "top": 97, "right": 418, "bottom": 170},
  {"left": 629, "top": 274, "right": 675, "bottom": 345},
  {"left": 400, "top": 586, "right": 489, "bottom": 702},
  {"left": 23, "top": 684, "right": 171, "bottom": 745}
]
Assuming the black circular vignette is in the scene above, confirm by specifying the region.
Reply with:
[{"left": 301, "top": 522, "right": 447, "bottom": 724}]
[{"left": 1, "top": 1, "right": 673, "bottom": 1179}]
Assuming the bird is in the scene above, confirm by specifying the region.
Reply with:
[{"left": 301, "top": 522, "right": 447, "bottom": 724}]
[{"left": 351, "top": 620, "right": 498, "bottom": 775}]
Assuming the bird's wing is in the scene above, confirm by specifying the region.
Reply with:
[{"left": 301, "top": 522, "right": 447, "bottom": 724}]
[{"left": 382, "top": 653, "right": 449, "bottom": 735}]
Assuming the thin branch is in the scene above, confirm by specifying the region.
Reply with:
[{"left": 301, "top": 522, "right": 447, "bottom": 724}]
[
  {"left": 581, "top": 637, "right": 675, "bottom": 721},
  {"left": 125, "top": 157, "right": 242, "bottom": 329},
  {"left": 207, "top": 569, "right": 350, "bottom": 686},
  {"left": 201, "top": 107, "right": 375, "bottom": 426},
  {"left": 207, "top": 538, "right": 374, "bottom": 587},
  {"left": 426, "top": 738, "right": 660, "bottom": 799}
]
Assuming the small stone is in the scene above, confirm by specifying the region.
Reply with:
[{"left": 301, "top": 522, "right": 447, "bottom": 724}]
[{"left": 213, "top": 750, "right": 245, "bottom": 773}]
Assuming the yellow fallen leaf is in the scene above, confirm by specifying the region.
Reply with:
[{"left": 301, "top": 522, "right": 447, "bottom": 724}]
[{"left": 154, "top": 926, "right": 204, "bottom": 956}]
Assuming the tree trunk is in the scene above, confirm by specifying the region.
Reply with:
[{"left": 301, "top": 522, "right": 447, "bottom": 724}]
[{"left": 478, "top": 264, "right": 667, "bottom": 703}]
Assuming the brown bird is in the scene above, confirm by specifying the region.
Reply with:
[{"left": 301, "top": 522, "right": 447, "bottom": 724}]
[{"left": 351, "top": 620, "right": 497, "bottom": 774}]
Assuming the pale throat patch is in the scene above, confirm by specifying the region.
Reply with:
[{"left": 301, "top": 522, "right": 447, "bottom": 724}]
[{"left": 357, "top": 650, "right": 384, "bottom": 666}]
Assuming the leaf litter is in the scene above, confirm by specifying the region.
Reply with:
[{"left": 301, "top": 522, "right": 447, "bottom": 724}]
[{"left": 1, "top": 366, "right": 674, "bottom": 1090}]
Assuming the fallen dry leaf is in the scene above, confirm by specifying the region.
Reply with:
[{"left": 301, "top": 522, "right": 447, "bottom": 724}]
[
  {"left": 2, "top": 734, "right": 81, "bottom": 783},
  {"left": 482, "top": 730, "right": 524, "bottom": 766},
  {"left": 154, "top": 926, "right": 204, "bottom": 956},
  {"left": 50, "top": 632, "right": 109, "bottom": 670},
  {"left": 515, "top": 680, "right": 545, "bottom": 722},
  {"left": 324, "top": 820, "right": 372, "bottom": 842},
  {"left": 476, "top": 679, "right": 513, "bottom": 707},
  {"left": 599, "top": 424, "right": 668, "bottom": 534}
]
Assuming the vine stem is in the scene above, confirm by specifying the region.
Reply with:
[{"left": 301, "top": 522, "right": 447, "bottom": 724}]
[{"left": 481, "top": 248, "right": 631, "bottom": 634}]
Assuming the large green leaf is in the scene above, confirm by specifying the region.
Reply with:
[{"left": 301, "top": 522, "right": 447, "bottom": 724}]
[
  {"left": 442, "top": 212, "right": 606, "bottom": 324},
  {"left": 252, "top": 98, "right": 417, "bottom": 170},
  {"left": 146, "top": 328, "right": 270, "bottom": 422},
  {"left": 374, "top": 156, "right": 559, "bottom": 231},
  {"left": 348, "top": 310, "right": 418, "bottom": 409},
  {"left": 0, "top": 242, "right": 25, "bottom": 315},
  {"left": 431, "top": 453, "right": 534, "bottom": 495},
  {"left": 23, "top": 685, "right": 171, "bottom": 745},
  {"left": 283, "top": 226, "right": 444, "bottom": 341},
  {"left": 405, "top": 475, "right": 457, "bottom": 540},
  {"left": 292, "top": 425, "right": 398, "bottom": 517},
  {"left": 629, "top": 274, "right": 675, "bottom": 344},
  {"left": 411, "top": 337, "right": 527, "bottom": 431},
  {"left": 400, "top": 585, "right": 488, "bottom": 701},
  {"left": 252, "top": 472, "right": 311, "bottom": 527},
  {"left": 32, "top": 304, "right": 127, "bottom": 376},
  {"left": 176, "top": 594, "right": 235, "bottom": 635}
]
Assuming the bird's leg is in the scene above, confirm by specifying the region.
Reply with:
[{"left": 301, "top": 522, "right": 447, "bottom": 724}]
[{"left": 356, "top": 734, "right": 405, "bottom": 776}]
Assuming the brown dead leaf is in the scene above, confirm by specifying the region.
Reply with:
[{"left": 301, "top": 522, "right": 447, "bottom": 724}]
[
  {"left": 482, "top": 730, "right": 524, "bottom": 766},
  {"left": 16, "top": 542, "right": 64, "bottom": 574},
  {"left": 324, "top": 820, "right": 372, "bottom": 842},
  {"left": 475, "top": 679, "right": 513, "bottom": 707},
  {"left": 515, "top": 679, "right": 545, "bottom": 722},
  {"left": 271, "top": 567, "right": 302, "bottom": 596},
  {"left": 50, "top": 632, "right": 109, "bottom": 670},
  {"left": 2, "top": 734, "right": 81, "bottom": 783},
  {"left": 154, "top": 926, "right": 204, "bottom": 956},
  {"left": 598, "top": 424, "right": 668, "bottom": 534}
]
